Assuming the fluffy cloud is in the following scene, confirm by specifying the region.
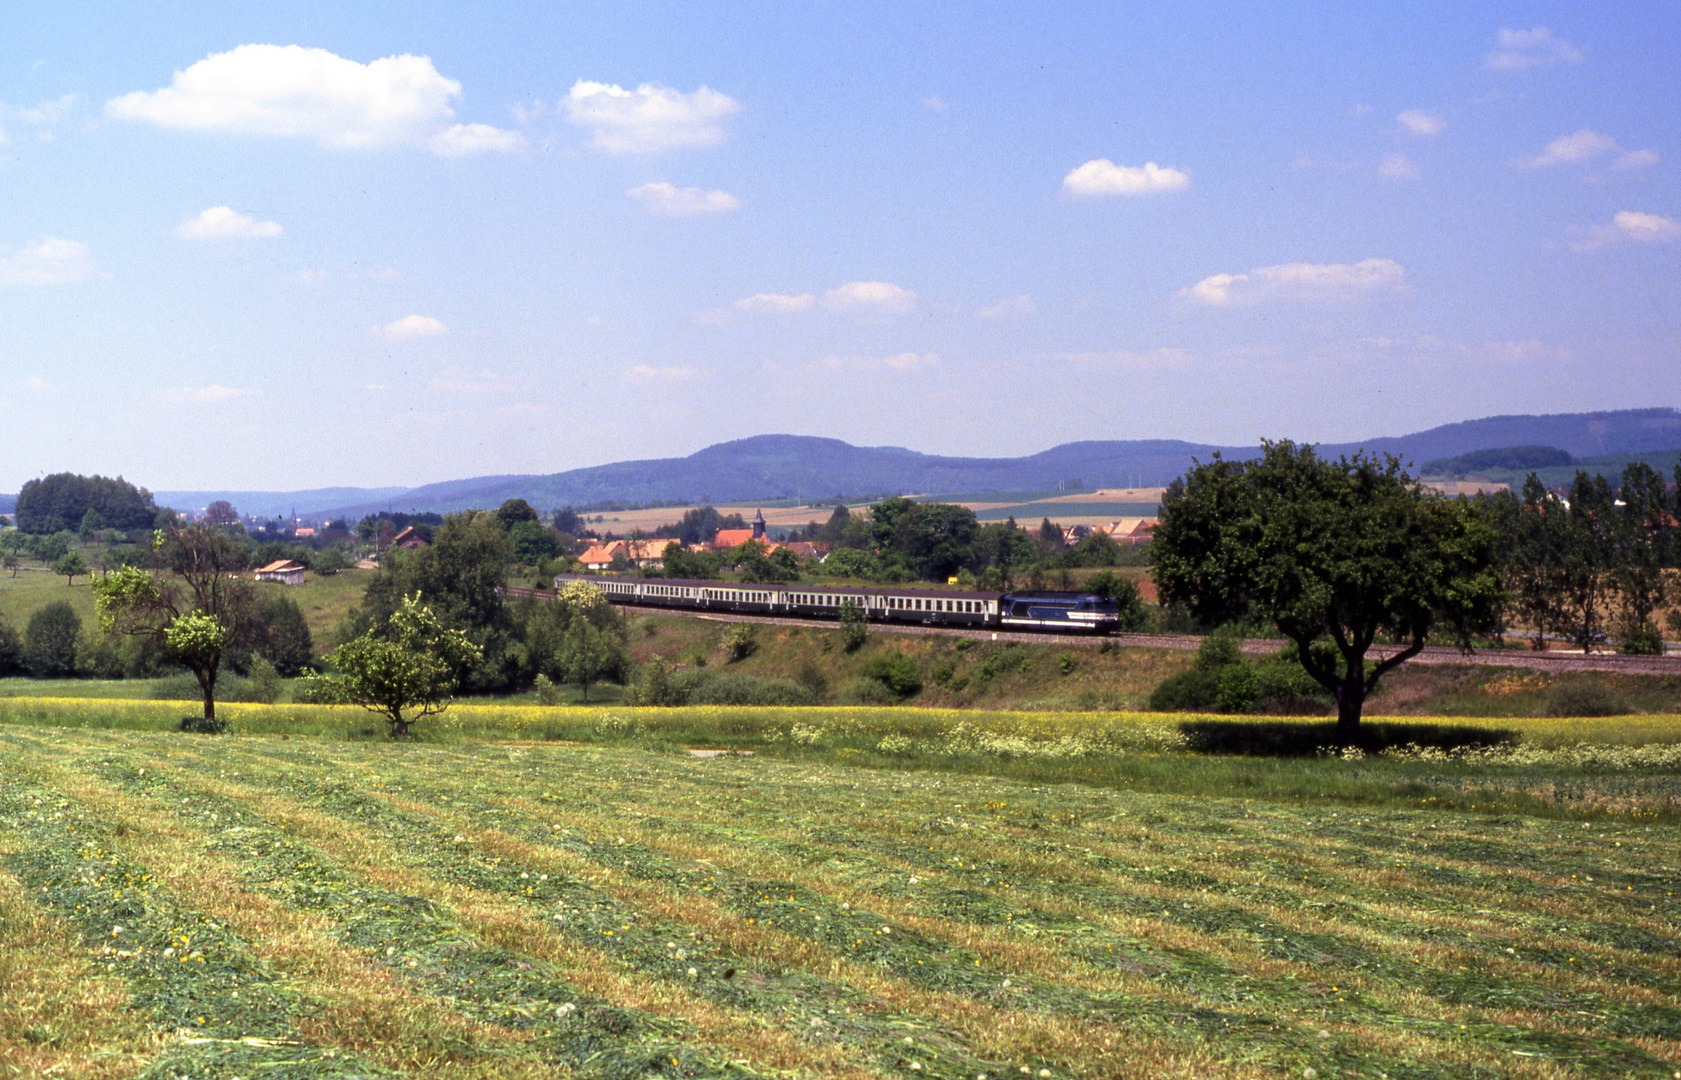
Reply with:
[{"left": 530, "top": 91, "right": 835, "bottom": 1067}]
[
  {"left": 822, "top": 280, "right": 918, "bottom": 313},
  {"left": 1396, "top": 109, "right": 1444, "bottom": 136},
  {"left": 1180, "top": 258, "right": 1406, "bottom": 305},
  {"left": 106, "top": 45, "right": 521, "bottom": 155},
  {"left": 428, "top": 123, "right": 527, "bottom": 156},
  {"left": 381, "top": 314, "right": 449, "bottom": 339},
  {"left": 626, "top": 181, "right": 740, "bottom": 217},
  {"left": 627, "top": 364, "right": 709, "bottom": 383},
  {"left": 563, "top": 80, "right": 740, "bottom": 154},
  {"left": 176, "top": 206, "right": 283, "bottom": 240},
  {"left": 1378, "top": 152, "right": 1419, "bottom": 180},
  {"left": 161, "top": 385, "right": 249, "bottom": 403},
  {"left": 1062, "top": 159, "right": 1189, "bottom": 196},
  {"left": 810, "top": 351, "right": 939, "bottom": 373},
  {"left": 1521, "top": 128, "right": 1617, "bottom": 168},
  {"left": 734, "top": 291, "right": 814, "bottom": 313},
  {"left": 0, "top": 236, "right": 97, "bottom": 286},
  {"left": 977, "top": 295, "right": 1036, "bottom": 319},
  {"left": 1519, "top": 129, "right": 1658, "bottom": 171},
  {"left": 1485, "top": 27, "right": 1583, "bottom": 71},
  {"left": 1570, "top": 210, "right": 1681, "bottom": 251}
]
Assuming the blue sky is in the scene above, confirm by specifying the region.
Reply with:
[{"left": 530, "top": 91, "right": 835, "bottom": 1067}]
[{"left": 1, "top": 2, "right": 1677, "bottom": 490}]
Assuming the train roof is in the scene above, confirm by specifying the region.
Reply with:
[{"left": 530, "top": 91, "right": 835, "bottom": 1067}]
[{"left": 555, "top": 573, "right": 1003, "bottom": 600}]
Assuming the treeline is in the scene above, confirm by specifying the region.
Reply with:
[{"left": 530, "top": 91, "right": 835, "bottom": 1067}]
[
  {"left": 13, "top": 473, "right": 166, "bottom": 535},
  {"left": 1484, "top": 462, "right": 1679, "bottom": 653},
  {"left": 660, "top": 498, "right": 1140, "bottom": 586}
]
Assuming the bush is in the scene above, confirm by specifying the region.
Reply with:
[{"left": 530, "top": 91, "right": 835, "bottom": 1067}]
[
  {"left": 1545, "top": 678, "right": 1630, "bottom": 717},
  {"left": 628, "top": 658, "right": 684, "bottom": 706},
  {"left": 723, "top": 624, "right": 758, "bottom": 662},
  {"left": 671, "top": 669, "right": 815, "bottom": 706},
  {"left": 245, "top": 657, "right": 284, "bottom": 704},
  {"left": 1214, "top": 663, "right": 1260, "bottom": 712},
  {"left": 25, "top": 601, "right": 81, "bottom": 678},
  {"left": 1194, "top": 626, "right": 1245, "bottom": 671},
  {"left": 1147, "top": 668, "right": 1221, "bottom": 711},
  {"left": 534, "top": 673, "right": 563, "bottom": 705},
  {"left": 838, "top": 675, "right": 898, "bottom": 705},
  {"left": 1620, "top": 624, "right": 1666, "bottom": 656},
  {"left": 861, "top": 651, "right": 922, "bottom": 697},
  {"left": 795, "top": 661, "right": 829, "bottom": 701}
]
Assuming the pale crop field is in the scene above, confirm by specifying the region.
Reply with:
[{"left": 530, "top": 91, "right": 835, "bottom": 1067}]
[{"left": 2, "top": 705, "right": 1678, "bottom": 1078}]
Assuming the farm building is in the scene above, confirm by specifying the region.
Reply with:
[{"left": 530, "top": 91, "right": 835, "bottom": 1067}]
[
  {"left": 254, "top": 559, "right": 306, "bottom": 585},
  {"left": 390, "top": 526, "right": 428, "bottom": 550}
]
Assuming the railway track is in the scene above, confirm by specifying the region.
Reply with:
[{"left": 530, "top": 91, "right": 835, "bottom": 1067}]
[
  {"left": 669, "top": 609, "right": 1681, "bottom": 676},
  {"left": 509, "top": 586, "right": 1681, "bottom": 676}
]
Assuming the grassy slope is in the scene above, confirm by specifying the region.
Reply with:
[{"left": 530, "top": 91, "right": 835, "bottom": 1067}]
[{"left": 1, "top": 721, "right": 1677, "bottom": 1078}]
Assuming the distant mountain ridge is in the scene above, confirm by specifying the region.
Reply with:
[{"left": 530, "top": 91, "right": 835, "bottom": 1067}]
[{"left": 10, "top": 408, "right": 1674, "bottom": 520}]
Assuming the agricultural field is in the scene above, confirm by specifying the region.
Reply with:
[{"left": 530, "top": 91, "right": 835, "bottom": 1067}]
[{"left": 2, "top": 702, "right": 1679, "bottom": 1078}]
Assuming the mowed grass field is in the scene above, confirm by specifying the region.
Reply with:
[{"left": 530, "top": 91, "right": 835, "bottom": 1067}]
[{"left": 2, "top": 707, "right": 1680, "bottom": 1079}]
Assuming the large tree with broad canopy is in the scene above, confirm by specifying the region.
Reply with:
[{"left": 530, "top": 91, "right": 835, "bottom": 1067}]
[{"left": 1150, "top": 441, "right": 1503, "bottom": 741}]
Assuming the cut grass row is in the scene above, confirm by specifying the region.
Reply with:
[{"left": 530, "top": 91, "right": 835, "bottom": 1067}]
[
  {"left": 3, "top": 697, "right": 1679, "bottom": 821},
  {"left": 2, "top": 726, "right": 1678, "bottom": 1077}
]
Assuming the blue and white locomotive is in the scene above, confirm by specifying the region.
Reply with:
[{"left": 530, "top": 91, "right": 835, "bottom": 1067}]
[{"left": 551, "top": 574, "right": 1123, "bottom": 634}]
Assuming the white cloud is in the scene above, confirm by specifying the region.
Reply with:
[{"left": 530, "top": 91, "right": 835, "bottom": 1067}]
[
  {"left": 1518, "top": 129, "right": 1658, "bottom": 173},
  {"left": 427, "top": 123, "right": 527, "bottom": 156},
  {"left": 176, "top": 206, "right": 283, "bottom": 240},
  {"left": 0, "top": 236, "right": 97, "bottom": 286},
  {"left": 4, "top": 94, "right": 79, "bottom": 125},
  {"left": 381, "top": 314, "right": 449, "bottom": 339},
  {"left": 822, "top": 280, "right": 917, "bottom": 313},
  {"left": 1569, "top": 210, "right": 1681, "bottom": 251},
  {"left": 977, "top": 295, "right": 1036, "bottom": 319},
  {"left": 1062, "top": 158, "right": 1189, "bottom": 196},
  {"left": 161, "top": 385, "right": 249, "bottom": 403},
  {"left": 1520, "top": 128, "right": 1619, "bottom": 168},
  {"left": 1378, "top": 152, "right": 1419, "bottom": 180},
  {"left": 627, "top": 181, "right": 740, "bottom": 217},
  {"left": 1396, "top": 109, "right": 1444, "bottom": 136},
  {"left": 1485, "top": 27, "right": 1583, "bottom": 71},
  {"left": 627, "top": 364, "right": 709, "bottom": 383},
  {"left": 562, "top": 80, "right": 740, "bottom": 154},
  {"left": 734, "top": 291, "right": 814, "bottom": 313},
  {"left": 106, "top": 44, "right": 521, "bottom": 156},
  {"left": 1613, "top": 149, "right": 1660, "bottom": 171},
  {"left": 1180, "top": 258, "right": 1407, "bottom": 306},
  {"left": 810, "top": 351, "right": 939, "bottom": 373},
  {"left": 921, "top": 96, "right": 949, "bottom": 112},
  {"left": 24, "top": 376, "right": 53, "bottom": 392}
]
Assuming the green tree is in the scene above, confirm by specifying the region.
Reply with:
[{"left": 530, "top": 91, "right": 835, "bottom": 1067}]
[
  {"left": 52, "top": 551, "right": 88, "bottom": 585},
  {"left": 25, "top": 601, "right": 82, "bottom": 678},
  {"left": 0, "top": 617, "right": 23, "bottom": 676},
  {"left": 1611, "top": 462, "right": 1672, "bottom": 654},
  {"left": 1151, "top": 441, "right": 1502, "bottom": 742},
  {"left": 320, "top": 594, "right": 483, "bottom": 736},
  {"left": 837, "top": 597, "right": 868, "bottom": 651},
  {"left": 1559, "top": 472, "right": 1616, "bottom": 652},
  {"left": 1084, "top": 570, "right": 1150, "bottom": 631},
  {"left": 253, "top": 592, "right": 315, "bottom": 675},
  {"left": 554, "top": 618, "right": 624, "bottom": 702},
  {"left": 494, "top": 498, "right": 541, "bottom": 531},
  {"left": 92, "top": 524, "right": 256, "bottom": 724},
  {"left": 356, "top": 512, "right": 515, "bottom": 692}
]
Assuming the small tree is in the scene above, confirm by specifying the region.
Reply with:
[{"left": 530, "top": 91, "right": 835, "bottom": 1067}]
[
  {"left": 92, "top": 524, "right": 255, "bottom": 725},
  {"left": 25, "top": 601, "right": 81, "bottom": 677},
  {"left": 323, "top": 594, "right": 482, "bottom": 736},
  {"left": 838, "top": 598, "right": 868, "bottom": 651},
  {"left": 555, "top": 618, "right": 623, "bottom": 702},
  {"left": 52, "top": 551, "right": 88, "bottom": 585}
]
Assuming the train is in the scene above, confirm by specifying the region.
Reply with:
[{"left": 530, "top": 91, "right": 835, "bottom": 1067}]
[{"left": 550, "top": 573, "right": 1123, "bottom": 633}]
